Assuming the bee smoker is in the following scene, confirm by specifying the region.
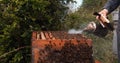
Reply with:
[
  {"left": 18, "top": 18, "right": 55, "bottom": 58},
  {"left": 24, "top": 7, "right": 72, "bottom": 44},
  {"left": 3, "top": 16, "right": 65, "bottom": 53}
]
[{"left": 84, "top": 12, "right": 114, "bottom": 37}]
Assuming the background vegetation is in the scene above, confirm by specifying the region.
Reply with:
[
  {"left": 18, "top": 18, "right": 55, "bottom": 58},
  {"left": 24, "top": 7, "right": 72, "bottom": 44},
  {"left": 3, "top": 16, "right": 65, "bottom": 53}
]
[{"left": 0, "top": 0, "right": 118, "bottom": 63}]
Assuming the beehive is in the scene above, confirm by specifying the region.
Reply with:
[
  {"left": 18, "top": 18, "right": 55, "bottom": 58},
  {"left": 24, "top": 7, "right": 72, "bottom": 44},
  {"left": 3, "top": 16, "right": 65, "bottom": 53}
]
[{"left": 32, "top": 31, "right": 94, "bottom": 63}]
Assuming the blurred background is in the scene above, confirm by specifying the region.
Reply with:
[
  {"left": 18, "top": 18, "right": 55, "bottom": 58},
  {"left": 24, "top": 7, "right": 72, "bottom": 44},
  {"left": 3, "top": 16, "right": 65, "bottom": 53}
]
[{"left": 0, "top": 0, "right": 118, "bottom": 63}]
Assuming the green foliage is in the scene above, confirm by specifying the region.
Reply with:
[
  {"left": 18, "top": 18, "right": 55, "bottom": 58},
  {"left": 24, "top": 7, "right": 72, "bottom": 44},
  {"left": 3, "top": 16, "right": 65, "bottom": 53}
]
[
  {"left": 82, "top": 0, "right": 107, "bottom": 11},
  {"left": 0, "top": 0, "right": 74, "bottom": 63},
  {"left": 63, "top": 8, "right": 96, "bottom": 30}
]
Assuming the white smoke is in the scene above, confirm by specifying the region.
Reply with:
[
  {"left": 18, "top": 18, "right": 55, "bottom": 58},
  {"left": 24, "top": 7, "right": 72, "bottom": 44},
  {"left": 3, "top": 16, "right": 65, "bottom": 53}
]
[
  {"left": 68, "top": 22, "right": 96, "bottom": 34},
  {"left": 68, "top": 29, "right": 83, "bottom": 34}
]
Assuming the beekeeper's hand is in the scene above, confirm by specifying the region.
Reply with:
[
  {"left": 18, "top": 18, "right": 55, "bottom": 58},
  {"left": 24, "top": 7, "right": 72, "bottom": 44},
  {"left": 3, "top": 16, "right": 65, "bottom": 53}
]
[{"left": 96, "top": 9, "right": 108, "bottom": 20}]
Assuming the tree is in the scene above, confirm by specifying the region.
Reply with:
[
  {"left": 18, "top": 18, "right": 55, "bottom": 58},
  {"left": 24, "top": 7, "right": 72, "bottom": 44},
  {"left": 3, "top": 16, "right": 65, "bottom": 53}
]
[
  {"left": 82, "top": 0, "right": 107, "bottom": 11},
  {"left": 0, "top": 0, "right": 74, "bottom": 63}
]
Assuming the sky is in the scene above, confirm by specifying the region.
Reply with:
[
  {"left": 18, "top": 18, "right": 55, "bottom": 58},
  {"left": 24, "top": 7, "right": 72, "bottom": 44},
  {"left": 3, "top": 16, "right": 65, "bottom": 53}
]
[
  {"left": 68, "top": 0, "right": 83, "bottom": 12},
  {"left": 74, "top": 0, "right": 83, "bottom": 9}
]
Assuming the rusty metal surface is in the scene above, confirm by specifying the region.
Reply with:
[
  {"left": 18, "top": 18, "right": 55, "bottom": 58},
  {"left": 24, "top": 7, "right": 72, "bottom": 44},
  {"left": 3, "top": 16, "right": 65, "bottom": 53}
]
[{"left": 32, "top": 31, "right": 94, "bottom": 63}]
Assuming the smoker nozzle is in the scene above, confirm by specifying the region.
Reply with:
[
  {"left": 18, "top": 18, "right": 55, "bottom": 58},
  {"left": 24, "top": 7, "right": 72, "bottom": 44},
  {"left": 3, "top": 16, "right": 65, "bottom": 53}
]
[
  {"left": 83, "top": 22, "right": 96, "bottom": 32},
  {"left": 84, "top": 21, "right": 110, "bottom": 37}
]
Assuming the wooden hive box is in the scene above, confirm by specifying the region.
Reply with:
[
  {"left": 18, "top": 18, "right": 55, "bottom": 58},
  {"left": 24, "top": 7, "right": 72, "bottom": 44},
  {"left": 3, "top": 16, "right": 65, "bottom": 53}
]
[{"left": 32, "top": 31, "right": 94, "bottom": 63}]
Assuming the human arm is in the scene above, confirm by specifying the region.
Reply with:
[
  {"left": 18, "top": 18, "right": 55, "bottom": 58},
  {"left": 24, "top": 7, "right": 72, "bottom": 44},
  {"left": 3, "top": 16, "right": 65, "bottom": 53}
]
[
  {"left": 103, "top": 0, "right": 120, "bottom": 14},
  {"left": 97, "top": 0, "right": 120, "bottom": 22}
]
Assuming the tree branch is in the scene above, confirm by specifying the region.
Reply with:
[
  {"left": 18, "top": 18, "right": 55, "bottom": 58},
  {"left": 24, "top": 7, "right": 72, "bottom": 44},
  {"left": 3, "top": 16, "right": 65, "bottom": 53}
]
[{"left": 0, "top": 46, "right": 30, "bottom": 59}]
